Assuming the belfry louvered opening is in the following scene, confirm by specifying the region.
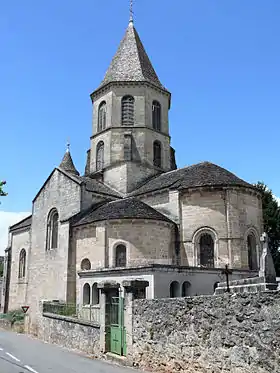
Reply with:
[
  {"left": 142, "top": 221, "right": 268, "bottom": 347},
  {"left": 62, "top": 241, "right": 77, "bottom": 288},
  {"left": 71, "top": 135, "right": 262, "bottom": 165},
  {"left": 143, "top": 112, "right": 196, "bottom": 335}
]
[{"left": 122, "top": 95, "right": 135, "bottom": 126}]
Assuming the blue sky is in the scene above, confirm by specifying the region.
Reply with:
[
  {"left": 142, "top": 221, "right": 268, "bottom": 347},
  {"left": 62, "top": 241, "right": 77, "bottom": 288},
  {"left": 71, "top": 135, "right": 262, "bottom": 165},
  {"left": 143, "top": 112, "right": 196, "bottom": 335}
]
[{"left": 1, "top": 0, "right": 280, "bottom": 215}]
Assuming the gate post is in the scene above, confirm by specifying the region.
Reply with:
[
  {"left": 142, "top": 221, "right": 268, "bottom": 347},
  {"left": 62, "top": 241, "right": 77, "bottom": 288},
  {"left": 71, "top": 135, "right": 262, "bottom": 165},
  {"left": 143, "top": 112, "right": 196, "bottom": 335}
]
[
  {"left": 97, "top": 281, "right": 120, "bottom": 354},
  {"left": 122, "top": 280, "right": 149, "bottom": 358}
]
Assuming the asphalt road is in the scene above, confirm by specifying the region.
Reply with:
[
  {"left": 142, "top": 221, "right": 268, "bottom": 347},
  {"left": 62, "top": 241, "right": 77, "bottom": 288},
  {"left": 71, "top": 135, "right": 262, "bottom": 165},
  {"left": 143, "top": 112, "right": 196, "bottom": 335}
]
[{"left": 0, "top": 330, "right": 139, "bottom": 373}]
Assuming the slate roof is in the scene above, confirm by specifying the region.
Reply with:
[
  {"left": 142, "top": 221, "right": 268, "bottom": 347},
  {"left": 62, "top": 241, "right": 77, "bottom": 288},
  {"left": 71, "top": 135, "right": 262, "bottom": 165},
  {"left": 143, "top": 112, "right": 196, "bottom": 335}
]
[
  {"left": 129, "top": 162, "right": 256, "bottom": 196},
  {"left": 59, "top": 150, "right": 79, "bottom": 176},
  {"left": 57, "top": 167, "right": 122, "bottom": 198},
  {"left": 80, "top": 176, "right": 122, "bottom": 198},
  {"left": 9, "top": 215, "right": 32, "bottom": 232},
  {"left": 72, "top": 198, "right": 174, "bottom": 227},
  {"left": 99, "top": 21, "right": 167, "bottom": 91}
]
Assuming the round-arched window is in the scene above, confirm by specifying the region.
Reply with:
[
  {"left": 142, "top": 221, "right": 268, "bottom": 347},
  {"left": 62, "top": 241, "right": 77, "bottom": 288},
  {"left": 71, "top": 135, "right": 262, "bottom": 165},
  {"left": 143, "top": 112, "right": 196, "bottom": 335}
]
[
  {"left": 115, "top": 244, "right": 127, "bottom": 268},
  {"left": 18, "top": 249, "right": 26, "bottom": 278},
  {"left": 200, "top": 233, "right": 214, "bottom": 268},
  {"left": 182, "top": 281, "right": 191, "bottom": 297},
  {"left": 170, "top": 281, "right": 180, "bottom": 298},
  {"left": 83, "top": 283, "right": 90, "bottom": 305},
  {"left": 92, "top": 283, "right": 99, "bottom": 305},
  {"left": 81, "top": 258, "right": 91, "bottom": 271},
  {"left": 247, "top": 234, "right": 258, "bottom": 270}
]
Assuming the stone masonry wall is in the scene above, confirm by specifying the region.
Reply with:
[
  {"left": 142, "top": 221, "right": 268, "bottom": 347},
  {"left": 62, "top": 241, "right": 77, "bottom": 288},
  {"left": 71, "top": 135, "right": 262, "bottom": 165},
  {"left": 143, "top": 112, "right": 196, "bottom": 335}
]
[
  {"left": 107, "top": 220, "right": 175, "bottom": 267},
  {"left": 130, "top": 292, "right": 280, "bottom": 373},
  {"left": 39, "top": 313, "right": 101, "bottom": 357},
  {"left": 90, "top": 84, "right": 171, "bottom": 192},
  {"left": 27, "top": 169, "right": 82, "bottom": 334},
  {"left": 181, "top": 188, "right": 262, "bottom": 269},
  {"left": 8, "top": 229, "right": 30, "bottom": 311}
]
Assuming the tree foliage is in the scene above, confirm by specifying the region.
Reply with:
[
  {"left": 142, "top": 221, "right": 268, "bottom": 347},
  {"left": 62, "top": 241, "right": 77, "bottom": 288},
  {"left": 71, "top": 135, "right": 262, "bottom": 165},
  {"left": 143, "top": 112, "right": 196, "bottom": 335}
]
[
  {"left": 0, "top": 180, "right": 7, "bottom": 197},
  {"left": 254, "top": 182, "right": 280, "bottom": 275}
]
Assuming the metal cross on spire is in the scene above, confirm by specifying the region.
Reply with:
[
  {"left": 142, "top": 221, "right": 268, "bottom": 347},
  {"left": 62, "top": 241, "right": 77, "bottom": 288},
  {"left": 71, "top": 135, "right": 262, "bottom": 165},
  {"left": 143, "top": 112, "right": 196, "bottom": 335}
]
[
  {"left": 66, "top": 139, "right": 70, "bottom": 153},
  {"left": 129, "top": 0, "right": 134, "bottom": 23}
]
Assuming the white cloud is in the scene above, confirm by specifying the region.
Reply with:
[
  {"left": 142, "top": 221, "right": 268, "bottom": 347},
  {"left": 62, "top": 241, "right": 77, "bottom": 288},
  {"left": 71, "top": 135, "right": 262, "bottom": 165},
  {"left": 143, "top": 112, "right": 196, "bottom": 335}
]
[
  {"left": 275, "top": 196, "right": 280, "bottom": 206},
  {"left": 0, "top": 211, "right": 30, "bottom": 256}
]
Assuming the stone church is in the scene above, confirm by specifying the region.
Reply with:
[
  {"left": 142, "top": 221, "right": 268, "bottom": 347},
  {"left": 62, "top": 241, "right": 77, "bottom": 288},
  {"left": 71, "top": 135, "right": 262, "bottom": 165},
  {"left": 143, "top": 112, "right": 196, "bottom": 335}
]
[{"left": 2, "top": 18, "right": 263, "bottom": 332}]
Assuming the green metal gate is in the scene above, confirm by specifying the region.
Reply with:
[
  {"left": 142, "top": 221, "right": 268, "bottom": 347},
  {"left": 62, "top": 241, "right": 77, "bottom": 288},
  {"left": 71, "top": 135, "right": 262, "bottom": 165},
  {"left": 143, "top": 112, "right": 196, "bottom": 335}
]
[{"left": 106, "top": 296, "right": 126, "bottom": 356}]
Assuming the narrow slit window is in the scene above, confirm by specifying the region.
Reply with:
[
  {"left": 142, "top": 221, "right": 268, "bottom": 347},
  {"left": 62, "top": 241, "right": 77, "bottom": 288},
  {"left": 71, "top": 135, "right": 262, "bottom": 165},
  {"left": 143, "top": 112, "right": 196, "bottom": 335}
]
[
  {"left": 152, "top": 101, "right": 161, "bottom": 131},
  {"left": 153, "top": 141, "right": 162, "bottom": 168},
  {"left": 96, "top": 141, "right": 104, "bottom": 171}
]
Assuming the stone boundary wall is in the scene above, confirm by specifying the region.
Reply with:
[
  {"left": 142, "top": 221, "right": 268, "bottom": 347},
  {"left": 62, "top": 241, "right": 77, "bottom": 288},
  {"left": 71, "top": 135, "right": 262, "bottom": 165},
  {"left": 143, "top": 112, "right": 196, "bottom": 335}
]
[
  {"left": 38, "top": 313, "right": 101, "bottom": 357},
  {"left": 130, "top": 292, "right": 280, "bottom": 373}
]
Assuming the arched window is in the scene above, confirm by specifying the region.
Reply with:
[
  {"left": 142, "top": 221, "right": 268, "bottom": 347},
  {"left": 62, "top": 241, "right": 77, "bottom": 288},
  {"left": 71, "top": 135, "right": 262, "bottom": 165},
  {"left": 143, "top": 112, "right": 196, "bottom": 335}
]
[
  {"left": 170, "top": 281, "right": 180, "bottom": 298},
  {"left": 98, "top": 101, "right": 106, "bottom": 132},
  {"left": 122, "top": 96, "right": 134, "bottom": 126},
  {"left": 182, "top": 281, "right": 191, "bottom": 297},
  {"left": 153, "top": 141, "right": 162, "bottom": 168},
  {"left": 200, "top": 233, "right": 214, "bottom": 268},
  {"left": 83, "top": 283, "right": 90, "bottom": 305},
  {"left": 81, "top": 258, "right": 91, "bottom": 271},
  {"left": 115, "top": 244, "right": 126, "bottom": 267},
  {"left": 46, "top": 209, "right": 59, "bottom": 250},
  {"left": 247, "top": 234, "right": 258, "bottom": 270},
  {"left": 18, "top": 249, "right": 26, "bottom": 278},
  {"left": 92, "top": 283, "right": 99, "bottom": 305},
  {"left": 152, "top": 100, "right": 161, "bottom": 131},
  {"left": 96, "top": 141, "right": 104, "bottom": 171}
]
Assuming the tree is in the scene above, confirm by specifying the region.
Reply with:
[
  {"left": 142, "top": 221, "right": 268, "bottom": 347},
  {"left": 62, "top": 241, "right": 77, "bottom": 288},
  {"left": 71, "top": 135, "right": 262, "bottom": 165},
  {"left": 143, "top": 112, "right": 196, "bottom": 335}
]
[
  {"left": 0, "top": 180, "right": 7, "bottom": 197},
  {"left": 254, "top": 182, "right": 280, "bottom": 275}
]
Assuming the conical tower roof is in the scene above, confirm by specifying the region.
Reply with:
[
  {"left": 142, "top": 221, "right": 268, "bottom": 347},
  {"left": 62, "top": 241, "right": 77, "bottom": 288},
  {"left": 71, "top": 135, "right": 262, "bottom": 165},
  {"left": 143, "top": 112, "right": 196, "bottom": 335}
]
[
  {"left": 59, "top": 147, "right": 80, "bottom": 176},
  {"left": 99, "top": 21, "right": 167, "bottom": 91}
]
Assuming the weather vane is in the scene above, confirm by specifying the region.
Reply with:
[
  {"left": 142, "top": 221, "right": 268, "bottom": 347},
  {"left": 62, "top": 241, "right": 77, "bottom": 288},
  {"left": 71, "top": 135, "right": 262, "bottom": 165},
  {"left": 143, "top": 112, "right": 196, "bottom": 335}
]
[
  {"left": 66, "top": 139, "right": 70, "bottom": 152},
  {"left": 129, "top": 0, "right": 134, "bottom": 22}
]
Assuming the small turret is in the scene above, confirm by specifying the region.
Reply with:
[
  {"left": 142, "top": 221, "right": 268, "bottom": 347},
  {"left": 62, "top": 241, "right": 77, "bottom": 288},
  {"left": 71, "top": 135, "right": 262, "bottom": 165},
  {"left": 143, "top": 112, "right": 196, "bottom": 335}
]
[{"left": 59, "top": 143, "right": 80, "bottom": 176}]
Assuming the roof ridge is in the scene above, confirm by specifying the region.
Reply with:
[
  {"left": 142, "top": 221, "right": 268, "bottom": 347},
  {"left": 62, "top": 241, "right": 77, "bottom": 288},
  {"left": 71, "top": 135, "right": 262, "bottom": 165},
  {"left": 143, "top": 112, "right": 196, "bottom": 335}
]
[
  {"left": 68, "top": 200, "right": 109, "bottom": 225},
  {"left": 9, "top": 214, "right": 32, "bottom": 229},
  {"left": 94, "top": 179, "right": 125, "bottom": 198},
  {"left": 129, "top": 161, "right": 255, "bottom": 197},
  {"left": 128, "top": 164, "right": 196, "bottom": 195},
  {"left": 72, "top": 196, "right": 175, "bottom": 227}
]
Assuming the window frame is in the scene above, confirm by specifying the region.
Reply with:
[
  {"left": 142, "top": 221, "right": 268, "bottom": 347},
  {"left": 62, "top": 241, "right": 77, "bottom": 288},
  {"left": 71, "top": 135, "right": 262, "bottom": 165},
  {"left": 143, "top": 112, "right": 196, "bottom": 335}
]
[
  {"left": 81, "top": 258, "right": 91, "bottom": 271},
  {"left": 18, "top": 249, "right": 26, "bottom": 279},
  {"left": 115, "top": 244, "right": 127, "bottom": 268},
  {"left": 46, "top": 208, "right": 59, "bottom": 251},
  {"left": 97, "top": 101, "right": 107, "bottom": 132},
  {"left": 192, "top": 227, "right": 218, "bottom": 268},
  {"left": 92, "top": 283, "right": 99, "bottom": 305},
  {"left": 83, "top": 283, "right": 91, "bottom": 305},
  {"left": 199, "top": 233, "right": 215, "bottom": 268}
]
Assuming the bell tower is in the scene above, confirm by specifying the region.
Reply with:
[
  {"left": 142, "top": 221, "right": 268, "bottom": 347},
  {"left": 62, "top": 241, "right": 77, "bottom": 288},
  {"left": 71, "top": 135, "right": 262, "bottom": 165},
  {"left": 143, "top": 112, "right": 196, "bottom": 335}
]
[{"left": 86, "top": 15, "right": 175, "bottom": 194}]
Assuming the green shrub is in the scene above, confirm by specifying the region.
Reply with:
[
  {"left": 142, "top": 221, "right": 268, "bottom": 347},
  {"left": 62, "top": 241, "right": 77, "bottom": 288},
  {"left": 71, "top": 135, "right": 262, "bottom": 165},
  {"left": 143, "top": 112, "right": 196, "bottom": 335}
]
[{"left": 6, "top": 309, "right": 25, "bottom": 326}]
